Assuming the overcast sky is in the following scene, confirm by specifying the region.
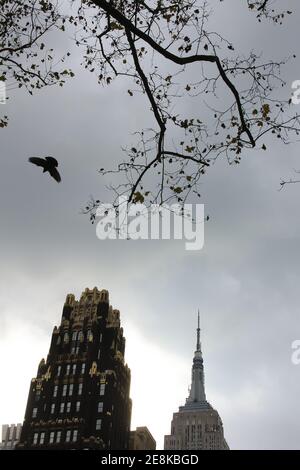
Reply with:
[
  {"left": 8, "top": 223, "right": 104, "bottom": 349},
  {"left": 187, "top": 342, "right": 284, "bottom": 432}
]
[{"left": 1, "top": 0, "right": 300, "bottom": 450}]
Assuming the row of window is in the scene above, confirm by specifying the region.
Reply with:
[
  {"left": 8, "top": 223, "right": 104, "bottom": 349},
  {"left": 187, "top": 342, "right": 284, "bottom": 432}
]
[
  {"left": 184, "top": 423, "right": 218, "bottom": 432},
  {"left": 54, "top": 359, "right": 103, "bottom": 377},
  {"left": 57, "top": 331, "right": 103, "bottom": 345},
  {"left": 53, "top": 382, "right": 83, "bottom": 398},
  {"left": 54, "top": 383, "right": 76, "bottom": 398},
  {"left": 56, "top": 363, "right": 86, "bottom": 377},
  {"left": 32, "top": 420, "right": 102, "bottom": 446},
  {"left": 32, "top": 401, "right": 104, "bottom": 417},
  {"left": 35, "top": 379, "right": 85, "bottom": 403},
  {"left": 52, "top": 382, "right": 105, "bottom": 398},
  {"left": 32, "top": 429, "right": 78, "bottom": 445}
]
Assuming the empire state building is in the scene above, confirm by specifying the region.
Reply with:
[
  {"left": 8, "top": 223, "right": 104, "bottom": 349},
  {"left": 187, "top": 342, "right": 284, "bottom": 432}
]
[{"left": 164, "top": 313, "right": 229, "bottom": 450}]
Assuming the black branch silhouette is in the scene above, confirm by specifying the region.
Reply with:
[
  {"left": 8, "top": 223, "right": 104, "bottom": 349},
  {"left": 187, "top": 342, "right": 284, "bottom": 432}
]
[
  {"left": 80, "top": 0, "right": 299, "bottom": 220},
  {"left": 0, "top": 0, "right": 74, "bottom": 128},
  {"left": 1, "top": 1, "right": 299, "bottom": 212}
]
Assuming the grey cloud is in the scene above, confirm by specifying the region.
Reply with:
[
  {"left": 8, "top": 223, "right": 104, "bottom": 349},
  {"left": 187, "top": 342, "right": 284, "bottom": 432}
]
[{"left": 1, "top": 0, "right": 300, "bottom": 449}]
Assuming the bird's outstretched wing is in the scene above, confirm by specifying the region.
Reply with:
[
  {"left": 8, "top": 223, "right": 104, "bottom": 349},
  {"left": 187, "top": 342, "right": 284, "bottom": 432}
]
[
  {"left": 28, "top": 157, "right": 46, "bottom": 167},
  {"left": 45, "top": 156, "right": 58, "bottom": 167},
  {"left": 49, "top": 167, "right": 61, "bottom": 183}
]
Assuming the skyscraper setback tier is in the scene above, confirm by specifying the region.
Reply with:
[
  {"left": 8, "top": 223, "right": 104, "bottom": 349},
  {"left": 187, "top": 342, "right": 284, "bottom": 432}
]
[
  {"left": 17, "top": 287, "right": 132, "bottom": 450},
  {"left": 164, "top": 312, "right": 229, "bottom": 450}
]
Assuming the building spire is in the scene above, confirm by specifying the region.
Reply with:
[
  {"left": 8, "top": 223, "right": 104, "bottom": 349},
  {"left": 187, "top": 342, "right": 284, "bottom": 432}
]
[
  {"left": 185, "top": 311, "right": 207, "bottom": 407},
  {"left": 196, "top": 309, "right": 201, "bottom": 352}
]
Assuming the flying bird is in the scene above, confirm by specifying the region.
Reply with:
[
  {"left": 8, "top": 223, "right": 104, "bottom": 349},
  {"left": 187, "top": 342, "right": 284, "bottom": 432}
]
[{"left": 28, "top": 156, "right": 61, "bottom": 183}]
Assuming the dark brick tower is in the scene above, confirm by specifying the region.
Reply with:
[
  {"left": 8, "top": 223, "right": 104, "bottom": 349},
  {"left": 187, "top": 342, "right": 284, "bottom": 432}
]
[{"left": 17, "top": 287, "right": 132, "bottom": 450}]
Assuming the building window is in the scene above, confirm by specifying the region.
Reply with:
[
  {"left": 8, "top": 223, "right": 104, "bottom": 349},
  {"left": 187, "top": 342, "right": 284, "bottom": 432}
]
[
  {"left": 76, "top": 401, "right": 80, "bottom": 412},
  {"left": 40, "top": 432, "right": 45, "bottom": 445},
  {"left": 72, "top": 331, "right": 77, "bottom": 341},
  {"left": 49, "top": 432, "right": 55, "bottom": 444},
  {"left": 62, "top": 385, "right": 67, "bottom": 397},
  {"left": 96, "top": 419, "right": 102, "bottom": 431},
  {"left": 50, "top": 404, "right": 55, "bottom": 414},
  {"left": 69, "top": 384, "right": 74, "bottom": 396},
  {"left": 72, "top": 364, "right": 76, "bottom": 375},
  {"left": 60, "top": 403, "right": 65, "bottom": 413},
  {"left": 53, "top": 385, "right": 58, "bottom": 397},
  {"left": 66, "top": 402, "right": 71, "bottom": 413},
  {"left": 99, "top": 333, "right": 102, "bottom": 343},
  {"left": 56, "top": 336, "right": 61, "bottom": 345},
  {"left": 100, "top": 384, "right": 105, "bottom": 396},
  {"left": 32, "top": 407, "right": 38, "bottom": 418},
  {"left": 56, "top": 431, "right": 61, "bottom": 443},
  {"left": 63, "top": 332, "right": 69, "bottom": 343},
  {"left": 33, "top": 433, "right": 39, "bottom": 445},
  {"left": 66, "top": 364, "right": 71, "bottom": 376},
  {"left": 98, "top": 402, "right": 103, "bottom": 413},
  {"left": 97, "top": 350, "right": 101, "bottom": 360},
  {"left": 66, "top": 430, "right": 71, "bottom": 443},
  {"left": 35, "top": 390, "right": 41, "bottom": 401},
  {"left": 71, "top": 347, "right": 76, "bottom": 355},
  {"left": 78, "top": 383, "right": 83, "bottom": 395},
  {"left": 73, "top": 430, "right": 78, "bottom": 442},
  {"left": 57, "top": 365, "right": 61, "bottom": 376},
  {"left": 75, "top": 346, "right": 80, "bottom": 354},
  {"left": 81, "top": 363, "right": 86, "bottom": 375},
  {"left": 78, "top": 331, "right": 84, "bottom": 342}
]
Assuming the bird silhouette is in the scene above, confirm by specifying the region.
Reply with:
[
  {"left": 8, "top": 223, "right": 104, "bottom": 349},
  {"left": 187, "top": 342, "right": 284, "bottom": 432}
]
[{"left": 28, "top": 156, "right": 61, "bottom": 183}]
